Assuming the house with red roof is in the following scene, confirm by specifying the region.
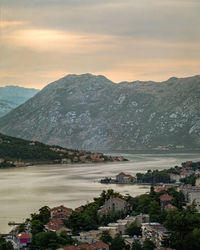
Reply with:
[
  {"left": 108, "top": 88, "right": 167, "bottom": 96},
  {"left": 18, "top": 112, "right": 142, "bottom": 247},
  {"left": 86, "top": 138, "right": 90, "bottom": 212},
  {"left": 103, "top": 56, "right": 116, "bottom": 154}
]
[
  {"left": 164, "top": 204, "right": 177, "bottom": 211},
  {"left": 16, "top": 232, "right": 32, "bottom": 248},
  {"left": 155, "top": 187, "right": 169, "bottom": 193},
  {"left": 60, "top": 241, "right": 109, "bottom": 250},
  {"left": 116, "top": 172, "right": 136, "bottom": 183},
  {"left": 51, "top": 205, "right": 73, "bottom": 219},
  {"left": 159, "top": 195, "right": 173, "bottom": 209},
  {"left": 45, "top": 217, "right": 71, "bottom": 235}
]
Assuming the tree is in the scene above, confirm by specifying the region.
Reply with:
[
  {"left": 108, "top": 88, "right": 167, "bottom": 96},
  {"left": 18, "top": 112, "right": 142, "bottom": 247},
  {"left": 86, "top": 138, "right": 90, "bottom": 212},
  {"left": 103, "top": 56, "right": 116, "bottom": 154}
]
[
  {"left": 131, "top": 239, "right": 142, "bottom": 250},
  {"left": 39, "top": 206, "right": 51, "bottom": 224},
  {"left": 143, "top": 238, "right": 155, "bottom": 250},
  {"left": 100, "top": 230, "right": 112, "bottom": 244},
  {"left": 182, "top": 228, "right": 200, "bottom": 250},
  {"left": 125, "top": 222, "right": 141, "bottom": 237},
  {"left": 31, "top": 219, "right": 44, "bottom": 235},
  {"left": 110, "top": 234, "right": 127, "bottom": 250},
  {"left": 0, "top": 237, "right": 14, "bottom": 250}
]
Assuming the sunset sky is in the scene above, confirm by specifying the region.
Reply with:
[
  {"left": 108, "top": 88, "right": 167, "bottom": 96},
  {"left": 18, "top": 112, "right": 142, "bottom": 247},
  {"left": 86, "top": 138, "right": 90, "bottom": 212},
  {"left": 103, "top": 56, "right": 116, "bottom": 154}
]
[{"left": 0, "top": 0, "right": 200, "bottom": 89}]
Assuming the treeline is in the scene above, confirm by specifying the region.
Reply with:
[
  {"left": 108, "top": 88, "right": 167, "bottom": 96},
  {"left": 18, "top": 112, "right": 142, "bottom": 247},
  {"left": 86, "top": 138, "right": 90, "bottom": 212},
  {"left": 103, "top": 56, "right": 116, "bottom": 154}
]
[
  {"left": 136, "top": 169, "right": 174, "bottom": 184},
  {"left": 0, "top": 133, "right": 77, "bottom": 162}
]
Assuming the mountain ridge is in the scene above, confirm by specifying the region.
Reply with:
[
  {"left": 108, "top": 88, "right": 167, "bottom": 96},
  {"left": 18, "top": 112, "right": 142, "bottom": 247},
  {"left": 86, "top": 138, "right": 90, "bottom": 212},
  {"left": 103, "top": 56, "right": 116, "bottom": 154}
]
[
  {"left": 0, "top": 74, "right": 199, "bottom": 151},
  {"left": 0, "top": 85, "right": 39, "bottom": 117}
]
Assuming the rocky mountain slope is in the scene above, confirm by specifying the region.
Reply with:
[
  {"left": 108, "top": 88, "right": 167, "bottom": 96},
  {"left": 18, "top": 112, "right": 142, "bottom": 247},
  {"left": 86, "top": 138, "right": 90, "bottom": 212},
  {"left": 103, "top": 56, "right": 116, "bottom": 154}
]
[
  {"left": 0, "top": 86, "right": 39, "bottom": 117},
  {"left": 0, "top": 74, "right": 199, "bottom": 151}
]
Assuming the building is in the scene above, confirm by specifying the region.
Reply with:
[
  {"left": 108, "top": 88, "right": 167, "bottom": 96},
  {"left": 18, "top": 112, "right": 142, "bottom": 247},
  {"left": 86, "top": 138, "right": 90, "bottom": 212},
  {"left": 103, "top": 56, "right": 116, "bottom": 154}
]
[
  {"left": 141, "top": 223, "right": 169, "bottom": 247},
  {"left": 51, "top": 205, "right": 73, "bottom": 219},
  {"left": 99, "top": 226, "right": 118, "bottom": 238},
  {"left": 155, "top": 187, "right": 169, "bottom": 192},
  {"left": 60, "top": 241, "right": 109, "bottom": 250},
  {"left": 196, "top": 178, "right": 200, "bottom": 186},
  {"left": 181, "top": 185, "right": 200, "bottom": 205},
  {"left": 159, "top": 195, "right": 173, "bottom": 209},
  {"left": 98, "top": 196, "right": 130, "bottom": 216},
  {"left": 135, "top": 214, "right": 150, "bottom": 226},
  {"left": 116, "top": 172, "right": 136, "bottom": 184},
  {"left": 73, "top": 230, "right": 102, "bottom": 244},
  {"left": 44, "top": 218, "right": 71, "bottom": 235},
  {"left": 170, "top": 174, "right": 181, "bottom": 183},
  {"left": 16, "top": 232, "right": 32, "bottom": 248}
]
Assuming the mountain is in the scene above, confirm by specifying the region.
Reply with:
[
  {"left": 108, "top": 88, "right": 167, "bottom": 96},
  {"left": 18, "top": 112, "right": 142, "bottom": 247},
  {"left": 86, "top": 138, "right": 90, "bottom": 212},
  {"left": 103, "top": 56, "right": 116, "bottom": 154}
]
[
  {"left": 0, "top": 132, "right": 125, "bottom": 168},
  {"left": 0, "top": 86, "right": 39, "bottom": 117},
  {"left": 0, "top": 73, "right": 199, "bottom": 151}
]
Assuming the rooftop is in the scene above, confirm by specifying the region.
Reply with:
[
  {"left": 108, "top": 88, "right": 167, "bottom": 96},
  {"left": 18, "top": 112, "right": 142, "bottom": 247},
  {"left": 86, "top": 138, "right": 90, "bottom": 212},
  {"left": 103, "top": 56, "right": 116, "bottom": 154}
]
[
  {"left": 159, "top": 194, "right": 173, "bottom": 201},
  {"left": 16, "top": 232, "right": 32, "bottom": 239}
]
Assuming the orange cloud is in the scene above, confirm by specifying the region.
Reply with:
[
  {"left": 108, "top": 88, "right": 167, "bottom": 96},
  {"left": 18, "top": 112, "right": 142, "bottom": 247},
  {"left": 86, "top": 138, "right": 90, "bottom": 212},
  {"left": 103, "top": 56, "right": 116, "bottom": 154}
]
[
  {"left": 1, "top": 28, "right": 113, "bottom": 53},
  {"left": 0, "top": 21, "right": 28, "bottom": 28}
]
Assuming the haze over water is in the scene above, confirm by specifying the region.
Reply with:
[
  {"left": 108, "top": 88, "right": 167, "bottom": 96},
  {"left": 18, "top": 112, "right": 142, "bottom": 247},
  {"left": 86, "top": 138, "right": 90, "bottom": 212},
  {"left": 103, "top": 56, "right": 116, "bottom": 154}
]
[{"left": 0, "top": 153, "right": 200, "bottom": 234}]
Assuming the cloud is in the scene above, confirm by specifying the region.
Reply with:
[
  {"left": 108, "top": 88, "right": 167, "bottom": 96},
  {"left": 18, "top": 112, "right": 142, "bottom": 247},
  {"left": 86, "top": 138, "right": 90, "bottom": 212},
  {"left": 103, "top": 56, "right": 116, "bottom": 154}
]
[
  {"left": 0, "top": 21, "right": 28, "bottom": 28},
  {"left": 1, "top": 28, "right": 114, "bottom": 54},
  {"left": 1, "top": 0, "right": 200, "bottom": 87}
]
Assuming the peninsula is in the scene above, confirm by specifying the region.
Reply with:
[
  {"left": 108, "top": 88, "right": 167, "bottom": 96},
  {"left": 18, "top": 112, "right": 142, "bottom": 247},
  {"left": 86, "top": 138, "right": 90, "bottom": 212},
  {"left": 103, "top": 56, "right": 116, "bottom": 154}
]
[{"left": 0, "top": 133, "right": 127, "bottom": 169}]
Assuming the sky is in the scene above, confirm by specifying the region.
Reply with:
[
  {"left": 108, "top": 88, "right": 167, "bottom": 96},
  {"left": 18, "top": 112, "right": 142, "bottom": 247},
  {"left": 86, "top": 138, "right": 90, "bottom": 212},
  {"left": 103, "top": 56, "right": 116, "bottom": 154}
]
[{"left": 0, "top": 0, "right": 200, "bottom": 89}]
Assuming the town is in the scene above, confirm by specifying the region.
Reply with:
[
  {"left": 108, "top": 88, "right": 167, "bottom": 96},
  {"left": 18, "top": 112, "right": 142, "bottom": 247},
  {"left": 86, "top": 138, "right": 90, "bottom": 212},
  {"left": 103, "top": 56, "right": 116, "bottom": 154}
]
[{"left": 1, "top": 161, "right": 200, "bottom": 250}]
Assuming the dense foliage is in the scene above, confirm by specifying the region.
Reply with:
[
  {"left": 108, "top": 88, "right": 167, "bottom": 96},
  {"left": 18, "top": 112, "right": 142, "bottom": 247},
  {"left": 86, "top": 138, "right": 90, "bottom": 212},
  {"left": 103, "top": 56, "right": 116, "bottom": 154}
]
[
  {"left": 29, "top": 206, "right": 74, "bottom": 249},
  {"left": 0, "top": 133, "right": 77, "bottom": 163},
  {"left": 67, "top": 189, "right": 127, "bottom": 234},
  {"left": 125, "top": 222, "right": 141, "bottom": 237},
  {"left": 136, "top": 169, "right": 172, "bottom": 184},
  {"left": 0, "top": 237, "right": 14, "bottom": 250}
]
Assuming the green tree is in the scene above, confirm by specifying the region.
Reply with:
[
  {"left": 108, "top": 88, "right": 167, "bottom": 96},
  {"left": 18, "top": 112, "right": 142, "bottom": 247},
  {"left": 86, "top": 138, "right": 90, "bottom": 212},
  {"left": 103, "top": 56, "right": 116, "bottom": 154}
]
[
  {"left": 0, "top": 237, "right": 14, "bottom": 250},
  {"left": 100, "top": 230, "right": 112, "bottom": 244},
  {"left": 142, "top": 238, "right": 155, "bottom": 250},
  {"left": 39, "top": 206, "right": 51, "bottom": 224},
  {"left": 131, "top": 239, "right": 142, "bottom": 250},
  {"left": 182, "top": 228, "right": 200, "bottom": 250},
  {"left": 31, "top": 219, "right": 44, "bottom": 235},
  {"left": 110, "top": 234, "right": 127, "bottom": 250},
  {"left": 126, "top": 222, "right": 141, "bottom": 237}
]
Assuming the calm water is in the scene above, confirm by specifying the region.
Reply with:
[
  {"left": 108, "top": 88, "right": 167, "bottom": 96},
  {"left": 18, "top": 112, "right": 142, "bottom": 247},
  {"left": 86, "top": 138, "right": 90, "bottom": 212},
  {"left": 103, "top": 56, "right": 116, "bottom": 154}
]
[{"left": 0, "top": 153, "right": 199, "bottom": 233}]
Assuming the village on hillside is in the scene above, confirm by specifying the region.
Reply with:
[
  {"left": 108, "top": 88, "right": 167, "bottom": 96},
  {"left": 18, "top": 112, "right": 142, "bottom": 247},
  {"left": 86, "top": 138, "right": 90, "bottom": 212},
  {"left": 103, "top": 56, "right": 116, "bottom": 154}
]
[{"left": 1, "top": 161, "right": 200, "bottom": 250}]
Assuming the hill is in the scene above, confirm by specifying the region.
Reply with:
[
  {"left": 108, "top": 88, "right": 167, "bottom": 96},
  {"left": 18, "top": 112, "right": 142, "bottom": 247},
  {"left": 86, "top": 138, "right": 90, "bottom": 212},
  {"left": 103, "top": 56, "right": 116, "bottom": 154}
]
[
  {"left": 0, "top": 85, "right": 39, "bottom": 117},
  {"left": 0, "top": 132, "right": 125, "bottom": 168},
  {"left": 0, "top": 74, "right": 199, "bottom": 151}
]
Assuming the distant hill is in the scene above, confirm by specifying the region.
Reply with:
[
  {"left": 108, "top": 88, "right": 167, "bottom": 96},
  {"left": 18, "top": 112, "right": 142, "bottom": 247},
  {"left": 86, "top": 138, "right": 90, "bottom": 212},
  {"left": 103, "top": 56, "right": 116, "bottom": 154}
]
[
  {"left": 0, "top": 133, "right": 125, "bottom": 168},
  {"left": 0, "top": 74, "right": 199, "bottom": 151},
  {"left": 0, "top": 85, "right": 39, "bottom": 117}
]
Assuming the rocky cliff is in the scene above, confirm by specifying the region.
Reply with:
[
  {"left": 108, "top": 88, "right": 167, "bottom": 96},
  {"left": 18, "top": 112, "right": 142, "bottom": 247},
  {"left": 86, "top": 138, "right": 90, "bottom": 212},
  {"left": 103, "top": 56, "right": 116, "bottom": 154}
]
[{"left": 0, "top": 74, "right": 199, "bottom": 151}]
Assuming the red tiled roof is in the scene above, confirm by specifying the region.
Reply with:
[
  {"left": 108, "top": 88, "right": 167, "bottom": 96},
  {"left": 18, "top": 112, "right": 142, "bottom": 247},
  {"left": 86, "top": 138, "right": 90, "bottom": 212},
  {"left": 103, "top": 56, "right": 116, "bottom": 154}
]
[
  {"left": 155, "top": 187, "right": 169, "bottom": 192},
  {"left": 164, "top": 204, "right": 177, "bottom": 210},
  {"left": 51, "top": 205, "right": 72, "bottom": 212},
  {"left": 77, "top": 244, "right": 93, "bottom": 250},
  {"left": 63, "top": 246, "right": 76, "bottom": 250},
  {"left": 63, "top": 241, "right": 109, "bottom": 250},
  {"left": 117, "top": 172, "right": 126, "bottom": 176},
  {"left": 160, "top": 194, "right": 173, "bottom": 201},
  {"left": 45, "top": 218, "right": 64, "bottom": 232},
  {"left": 117, "top": 172, "right": 135, "bottom": 178},
  {"left": 91, "top": 241, "right": 109, "bottom": 249},
  {"left": 16, "top": 232, "right": 32, "bottom": 239},
  {"left": 114, "top": 197, "right": 126, "bottom": 203}
]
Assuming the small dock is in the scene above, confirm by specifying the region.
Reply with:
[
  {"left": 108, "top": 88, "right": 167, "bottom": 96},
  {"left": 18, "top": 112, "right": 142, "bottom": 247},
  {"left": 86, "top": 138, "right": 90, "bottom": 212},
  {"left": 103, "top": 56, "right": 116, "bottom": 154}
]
[{"left": 8, "top": 221, "right": 23, "bottom": 226}]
